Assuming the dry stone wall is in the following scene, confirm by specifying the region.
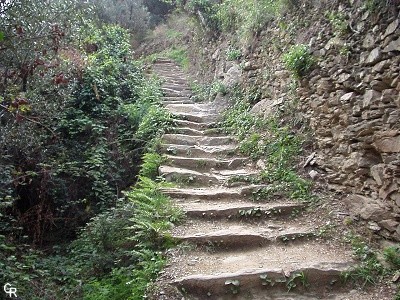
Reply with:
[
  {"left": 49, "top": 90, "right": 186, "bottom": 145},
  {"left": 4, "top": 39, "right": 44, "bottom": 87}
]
[{"left": 202, "top": 2, "right": 400, "bottom": 241}]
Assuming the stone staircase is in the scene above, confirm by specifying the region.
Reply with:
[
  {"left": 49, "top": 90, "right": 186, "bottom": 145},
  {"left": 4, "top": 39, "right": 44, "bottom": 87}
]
[{"left": 151, "top": 59, "right": 378, "bottom": 300}]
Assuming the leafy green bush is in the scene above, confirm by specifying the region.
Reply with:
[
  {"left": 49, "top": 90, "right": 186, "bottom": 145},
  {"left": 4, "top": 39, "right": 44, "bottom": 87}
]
[
  {"left": 343, "top": 234, "right": 385, "bottom": 286},
  {"left": 136, "top": 105, "right": 174, "bottom": 142},
  {"left": 327, "top": 11, "right": 348, "bottom": 36},
  {"left": 216, "top": 0, "right": 284, "bottom": 42},
  {"left": 139, "top": 152, "right": 164, "bottom": 179},
  {"left": 185, "top": 0, "right": 221, "bottom": 33},
  {"left": 226, "top": 46, "right": 242, "bottom": 61},
  {"left": 191, "top": 80, "right": 226, "bottom": 102},
  {"left": 282, "top": 44, "right": 314, "bottom": 79},
  {"left": 166, "top": 47, "right": 190, "bottom": 69},
  {"left": 221, "top": 89, "right": 311, "bottom": 201},
  {"left": 384, "top": 246, "right": 400, "bottom": 270}
]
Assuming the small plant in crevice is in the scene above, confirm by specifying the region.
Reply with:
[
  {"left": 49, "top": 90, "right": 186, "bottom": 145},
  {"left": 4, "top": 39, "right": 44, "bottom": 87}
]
[
  {"left": 190, "top": 80, "right": 226, "bottom": 102},
  {"left": 226, "top": 46, "right": 242, "bottom": 61},
  {"left": 221, "top": 89, "right": 312, "bottom": 203},
  {"left": 283, "top": 44, "right": 314, "bottom": 79},
  {"left": 342, "top": 234, "right": 385, "bottom": 286},
  {"left": 139, "top": 152, "right": 165, "bottom": 180},
  {"left": 227, "top": 174, "right": 262, "bottom": 185},
  {"left": 326, "top": 11, "right": 348, "bottom": 36},
  {"left": 260, "top": 274, "right": 276, "bottom": 287},
  {"left": 286, "top": 272, "right": 309, "bottom": 291},
  {"left": 239, "top": 207, "right": 262, "bottom": 218},
  {"left": 383, "top": 246, "right": 400, "bottom": 270},
  {"left": 225, "top": 279, "right": 241, "bottom": 294}
]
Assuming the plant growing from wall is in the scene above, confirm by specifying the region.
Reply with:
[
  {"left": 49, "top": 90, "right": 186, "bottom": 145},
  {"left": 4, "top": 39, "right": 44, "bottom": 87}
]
[
  {"left": 282, "top": 44, "right": 314, "bottom": 79},
  {"left": 327, "top": 11, "right": 348, "bottom": 36}
]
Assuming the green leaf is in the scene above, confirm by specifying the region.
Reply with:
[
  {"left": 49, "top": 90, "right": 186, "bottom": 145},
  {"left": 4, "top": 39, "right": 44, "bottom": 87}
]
[{"left": 0, "top": 31, "right": 4, "bottom": 41}]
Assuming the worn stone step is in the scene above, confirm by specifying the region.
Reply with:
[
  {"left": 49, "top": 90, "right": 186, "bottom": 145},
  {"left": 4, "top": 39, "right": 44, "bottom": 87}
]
[
  {"left": 247, "top": 290, "right": 379, "bottom": 300},
  {"left": 169, "top": 127, "right": 205, "bottom": 136},
  {"left": 153, "top": 58, "right": 174, "bottom": 63},
  {"left": 166, "top": 103, "right": 216, "bottom": 112},
  {"left": 172, "top": 220, "right": 316, "bottom": 248},
  {"left": 162, "top": 86, "right": 191, "bottom": 93},
  {"left": 173, "top": 263, "right": 353, "bottom": 298},
  {"left": 154, "top": 70, "right": 186, "bottom": 76},
  {"left": 174, "top": 199, "right": 304, "bottom": 219},
  {"left": 162, "top": 134, "right": 236, "bottom": 146},
  {"left": 163, "top": 100, "right": 194, "bottom": 105},
  {"left": 159, "top": 165, "right": 257, "bottom": 185},
  {"left": 164, "top": 155, "right": 248, "bottom": 170},
  {"left": 176, "top": 291, "right": 379, "bottom": 300},
  {"left": 166, "top": 104, "right": 218, "bottom": 121},
  {"left": 162, "top": 83, "right": 191, "bottom": 89},
  {"left": 175, "top": 112, "right": 219, "bottom": 123},
  {"left": 173, "top": 120, "right": 216, "bottom": 130},
  {"left": 163, "top": 90, "right": 192, "bottom": 97},
  {"left": 159, "top": 76, "right": 188, "bottom": 83},
  {"left": 164, "top": 96, "right": 192, "bottom": 101},
  {"left": 161, "top": 185, "right": 268, "bottom": 200},
  {"left": 160, "top": 144, "right": 237, "bottom": 158}
]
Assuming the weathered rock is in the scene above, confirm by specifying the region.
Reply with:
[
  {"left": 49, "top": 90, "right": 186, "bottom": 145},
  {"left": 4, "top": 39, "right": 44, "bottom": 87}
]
[
  {"left": 222, "top": 64, "right": 242, "bottom": 87},
  {"left": 309, "top": 170, "right": 319, "bottom": 180},
  {"left": 340, "top": 92, "right": 355, "bottom": 103},
  {"left": 316, "top": 78, "right": 334, "bottom": 94},
  {"left": 250, "top": 98, "right": 282, "bottom": 118},
  {"left": 363, "top": 90, "right": 381, "bottom": 108},
  {"left": 365, "top": 47, "right": 382, "bottom": 65},
  {"left": 382, "top": 19, "right": 399, "bottom": 39},
  {"left": 368, "top": 221, "right": 381, "bottom": 232},
  {"left": 374, "top": 135, "right": 400, "bottom": 153},
  {"left": 383, "top": 38, "right": 400, "bottom": 53},
  {"left": 370, "top": 164, "right": 385, "bottom": 185},
  {"left": 372, "top": 60, "right": 390, "bottom": 73},
  {"left": 379, "top": 219, "right": 399, "bottom": 233},
  {"left": 345, "top": 194, "right": 392, "bottom": 221},
  {"left": 362, "top": 33, "right": 375, "bottom": 49},
  {"left": 379, "top": 182, "right": 398, "bottom": 200},
  {"left": 370, "top": 79, "right": 390, "bottom": 92}
]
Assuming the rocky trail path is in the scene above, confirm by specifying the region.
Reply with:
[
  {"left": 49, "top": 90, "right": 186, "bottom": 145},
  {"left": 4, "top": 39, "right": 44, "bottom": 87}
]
[{"left": 150, "top": 59, "right": 381, "bottom": 300}]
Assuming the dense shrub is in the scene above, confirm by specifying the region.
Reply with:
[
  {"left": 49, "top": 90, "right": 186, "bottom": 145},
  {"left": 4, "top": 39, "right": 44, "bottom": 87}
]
[
  {"left": 282, "top": 44, "right": 314, "bottom": 79},
  {"left": 0, "top": 22, "right": 173, "bottom": 244},
  {"left": 1, "top": 19, "right": 178, "bottom": 299}
]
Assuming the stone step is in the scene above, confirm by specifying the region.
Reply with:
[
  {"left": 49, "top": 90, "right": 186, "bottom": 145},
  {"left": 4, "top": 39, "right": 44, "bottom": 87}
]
[
  {"left": 163, "top": 100, "right": 195, "bottom": 106},
  {"left": 160, "top": 144, "right": 237, "bottom": 158},
  {"left": 163, "top": 90, "right": 192, "bottom": 97},
  {"left": 163, "top": 96, "right": 192, "bottom": 101},
  {"left": 176, "top": 291, "right": 379, "bottom": 300},
  {"left": 169, "top": 127, "right": 205, "bottom": 136},
  {"left": 248, "top": 291, "right": 378, "bottom": 300},
  {"left": 162, "top": 86, "right": 191, "bottom": 93},
  {"left": 154, "top": 70, "right": 186, "bottom": 77},
  {"left": 161, "top": 185, "right": 268, "bottom": 200},
  {"left": 164, "top": 155, "right": 248, "bottom": 170},
  {"left": 162, "top": 83, "right": 191, "bottom": 89},
  {"left": 172, "top": 262, "right": 353, "bottom": 298},
  {"left": 174, "top": 199, "right": 304, "bottom": 219},
  {"left": 153, "top": 58, "right": 174, "bottom": 63},
  {"left": 166, "top": 103, "right": 216, "bottom": 112},
  {"left": 166, "top": 104, "right": 218, "bottom": 120},
  {"left": 159, "top": 165, "right": 258, "bottom": 185},
  {"left": 173, "top": 120, "right": 216, "bottom": 130},
  {"left": 172, "top": 220, "right": 316, "bottom": 248},
  {"left": 174, "top": 112, "right": 219, "bottom": 123},
  {"left": 162, "top": 134, "right": 236, "bottom": 147},
  {"left": 158, "top": 76, "right": 188, "bottom": 83}
]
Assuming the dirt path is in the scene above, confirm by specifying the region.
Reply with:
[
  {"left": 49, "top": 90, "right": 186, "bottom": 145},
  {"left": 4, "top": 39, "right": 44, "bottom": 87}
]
[{"left": 150, "top": 59, "right": 386, "bottom": 300}]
